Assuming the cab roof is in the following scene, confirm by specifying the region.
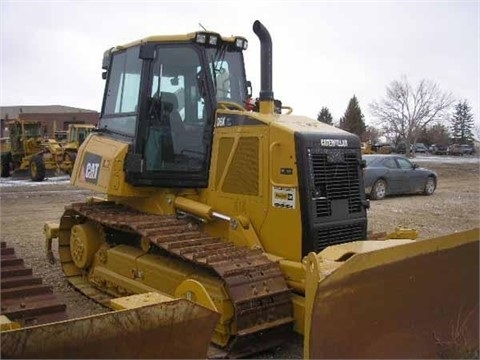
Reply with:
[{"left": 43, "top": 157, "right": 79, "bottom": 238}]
[{"left": 109, "top": 31, "right": 245, "bottom": 53}]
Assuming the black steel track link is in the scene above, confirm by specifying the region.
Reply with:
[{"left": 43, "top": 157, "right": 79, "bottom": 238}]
[
  {"left": 0, "top": 241, "right": 68, "bottom": 328},
  {"left": 67, "top": 201, "right": 294, "bottom": 357}
]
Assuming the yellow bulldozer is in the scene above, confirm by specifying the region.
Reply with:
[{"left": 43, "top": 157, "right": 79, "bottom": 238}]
[
  {"left": 38, "top": 20, "right": 478, "bottom": 358},
  {"left": 361, "top": 141, "right": 393, "bottom": 155}
]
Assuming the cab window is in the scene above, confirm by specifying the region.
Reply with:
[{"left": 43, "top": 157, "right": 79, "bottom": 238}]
[
  {"left": 206, "top": 47, "right": 247, "bottom": 106},
  {"left": 100, "top": 46, "right": 142, "bottom": 135}
]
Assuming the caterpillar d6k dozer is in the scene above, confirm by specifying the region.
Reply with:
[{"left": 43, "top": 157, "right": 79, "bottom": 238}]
[{"left": 44, "top": 20, "right": 479, "bottom": 358}]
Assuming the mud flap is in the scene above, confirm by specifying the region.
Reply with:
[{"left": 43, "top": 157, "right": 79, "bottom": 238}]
[
  {"left": 304, "top": 228, "right": 479, "bottom": 359},
  {"left": 1, "top": 295, "right": 220, "bottom": 359}
]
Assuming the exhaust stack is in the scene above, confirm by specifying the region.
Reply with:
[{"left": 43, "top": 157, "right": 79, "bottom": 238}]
[{"left": 253, "top": 20, "right": 275, "bottom": 114}]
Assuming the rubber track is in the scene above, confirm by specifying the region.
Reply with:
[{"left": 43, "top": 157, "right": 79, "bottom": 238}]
[
  {"left": 64, "top": 201, "right": 294, "bottom": 356},
  {"left": 0, "top": 241, "right": 68, "bottom": 327}
]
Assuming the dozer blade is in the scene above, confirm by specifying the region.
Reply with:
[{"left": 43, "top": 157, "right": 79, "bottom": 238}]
[
  {"left": 304, "top": 228, "right": 479, "bottom": 359},
  {"left": 1, "top": 295, "right": 220, "bottom": 359},
  {"left": 10, "top": 168, "right": 57, "bottom": 181},
  {"left": 9, "top": 169, "right": 30, "bottom": 180}
]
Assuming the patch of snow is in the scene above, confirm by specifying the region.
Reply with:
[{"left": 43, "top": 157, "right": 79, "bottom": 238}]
[
  {"left": 412, "top": 155, "right": 480, "bottom": 164},
  {"left": 0, "top": 175, "right": 71, "bottom": 188}
]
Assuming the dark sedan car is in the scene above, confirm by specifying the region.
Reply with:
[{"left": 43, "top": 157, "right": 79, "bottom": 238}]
[
  {"left": 363, "top": 154, "right": 437, "bottom": 200},
  {"left": 448, "top": 144, "right": 475, "bottom": 156}
]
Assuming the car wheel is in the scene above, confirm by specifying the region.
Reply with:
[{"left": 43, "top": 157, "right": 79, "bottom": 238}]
[
  {"left": 424, "top": 176, "right": 436, "bottom": 195},
  {"left": 370, "top": 179, "right": 387, "bottom": 200}
]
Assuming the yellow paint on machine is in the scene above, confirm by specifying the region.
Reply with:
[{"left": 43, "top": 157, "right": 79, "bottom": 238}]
[{"left": 304, "top": 228, "right": 480, "bottom": 359}]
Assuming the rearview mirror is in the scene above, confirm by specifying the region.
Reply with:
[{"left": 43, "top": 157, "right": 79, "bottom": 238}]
[
  {"left": 413, "top": 163, "right": 419, "bottom": 169},
  {"left": 246, "top": 80, "right": 252, "bottom": 98}
]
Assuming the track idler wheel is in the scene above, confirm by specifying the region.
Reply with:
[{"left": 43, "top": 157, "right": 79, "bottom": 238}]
[{"left": 70, "top": 221, "right": 105, "bottom": 269}]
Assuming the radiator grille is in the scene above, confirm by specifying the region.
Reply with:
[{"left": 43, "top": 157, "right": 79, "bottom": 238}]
[
  {"left": 315, "top": 223, "right": 365, "bottom": 252},
  {"left": 311, "top": 152, "right": 362, "bottom": 217}
]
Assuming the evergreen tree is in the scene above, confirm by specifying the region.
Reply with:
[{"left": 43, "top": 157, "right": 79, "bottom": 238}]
[
  {"left": 317, "top": 107, "right": 333, "bottom": 125},
  {"left": 339, "top": 95, "right": 366, "bottom": 139},
  {"left": 450, "top": 100, "right": 474, "bottom": 144}
]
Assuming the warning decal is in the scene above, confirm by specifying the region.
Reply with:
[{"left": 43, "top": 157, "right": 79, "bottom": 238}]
[{"left": 272, "top": 186, "right": 296, "bottom": 209}]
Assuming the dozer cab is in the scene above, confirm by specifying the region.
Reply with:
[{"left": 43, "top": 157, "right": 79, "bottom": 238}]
[
  {"left": 44, "top": 20, "right": 478, "bottom": 358},
  {"left": 0, "top": 120, "right": 59, "bottom": 181}
]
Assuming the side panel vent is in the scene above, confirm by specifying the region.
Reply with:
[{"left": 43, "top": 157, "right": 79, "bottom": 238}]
[
  {"left": 215, "top": 137, "right": 234, "bottom": 189},
  {"left": 222, "top": 137, "right": 259, "bottom": 196}
]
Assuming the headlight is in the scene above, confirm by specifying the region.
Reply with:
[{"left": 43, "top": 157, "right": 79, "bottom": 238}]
[
  {"left": 209, "top": 35, "right": 218, "bottom": 46},
  {"left": 234, "top": 38, "right": 248, "bottom": 50},
  {"left": 235, "top": 38, "right": 243, "bottom": 48},
  {"left": 195, "top": 32, "right": 222, "bottom": 47},
  {"left": 236, "top": 37, "right": 247, "bottom": 50},
  {"left": 196, "top": 34, "right": 207, "bottom": 44}
]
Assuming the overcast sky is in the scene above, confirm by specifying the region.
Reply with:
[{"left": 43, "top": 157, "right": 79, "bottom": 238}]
[{"left": 1, "top": 1, "right": 478, "bottom": 128}]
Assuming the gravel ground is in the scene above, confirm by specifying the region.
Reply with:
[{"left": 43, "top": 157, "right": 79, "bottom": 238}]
[
  {"left": 1, "top": 157, "right": 478, "bottom": 358},
  {"left": 367, "top": 157, "right": 480, "bottom": 239}
]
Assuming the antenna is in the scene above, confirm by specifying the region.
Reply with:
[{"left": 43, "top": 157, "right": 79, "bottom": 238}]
[{"left": 198, "top": 23, "right": 208, "bottom": 31}]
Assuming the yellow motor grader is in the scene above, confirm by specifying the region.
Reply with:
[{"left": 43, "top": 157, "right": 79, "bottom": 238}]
[
  {"left": 0, "top": 120, "right": 59, "bottom": 181},
  {"left": 57, "top": 123, "right": 96, "bottom": 175},
  {"left": 0, "top": 121, "right": 96, "bottom": 181},
  {"left": 41, "top": 20, "right": 478, "bottom": 358}
]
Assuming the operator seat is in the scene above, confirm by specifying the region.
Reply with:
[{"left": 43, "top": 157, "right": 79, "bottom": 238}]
[
  {"left": 145, "top": 92, "right": 178, "bottom": 169},
  {"left": 160, "top": 92, "right": 186, "bottom": 154}
]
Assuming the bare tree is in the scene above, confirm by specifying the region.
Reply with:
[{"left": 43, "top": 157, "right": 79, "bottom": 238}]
[
  {"left": 418, "top": 123, "right": 450, "bottom": 145},
  {"left": 364, "top": 125, "right": 382, "bottom": 144},
  {"left": 369, "top": 76, "right": 454, "bottom": 155}
]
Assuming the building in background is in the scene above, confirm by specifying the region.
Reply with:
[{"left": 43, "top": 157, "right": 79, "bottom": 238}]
[{"left": 0, "top": 105, "right": 99, "bottom": 138}]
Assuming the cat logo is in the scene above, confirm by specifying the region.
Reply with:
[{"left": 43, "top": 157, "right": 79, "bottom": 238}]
[{"left": 81, "top": 153, "right": 102, "bottom": 184}]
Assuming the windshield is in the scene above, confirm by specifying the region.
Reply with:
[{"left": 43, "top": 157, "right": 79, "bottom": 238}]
[
  {"left": 205, "top": 47, "right": 247, "bottom": 106},
  {"left": 24, "top": 124, "right": 42, "bottom": 137}
]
